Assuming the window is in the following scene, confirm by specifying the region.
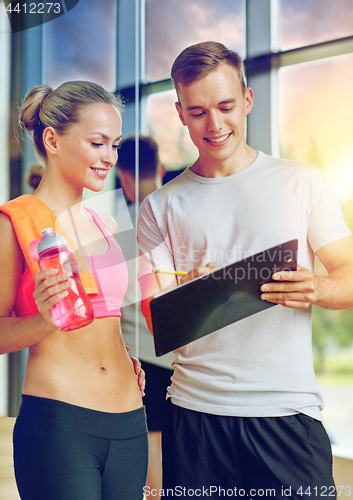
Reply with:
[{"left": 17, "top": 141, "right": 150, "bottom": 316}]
[
  {"left": 279, "top": 53, "right": 353, "bottom": 197},
  {"left": 145, "top": 0, "right": 246, "bottom": 82},
  {"left": 280, "top": 0, "right": 353, "bottom": 50},
  {"left": 144, "top": 90, "right": 198, "bottom": 170},
  {"left": 43, "top": 0, "right": 117, "bottom": 90},
  {"left": 141, "top": 0, "right": 353, "bottom": 451},
  {"left": 279, "top": 53, "right": 353, "bottom": 450},
  {"left": 143, "top": 0, "right": 246, "bottom": 170},
  {"left": 8, "top": 0, "right": 353, "bottom": 447}
]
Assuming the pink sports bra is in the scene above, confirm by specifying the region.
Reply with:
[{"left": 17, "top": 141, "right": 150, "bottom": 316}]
[{"left": 14, "top": 208, "right": 128, "bottom": 319}]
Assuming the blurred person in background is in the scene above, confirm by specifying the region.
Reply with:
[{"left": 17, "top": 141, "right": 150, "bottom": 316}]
[{"left": 117, "top": 135, "right": 175, "bottom": 499}]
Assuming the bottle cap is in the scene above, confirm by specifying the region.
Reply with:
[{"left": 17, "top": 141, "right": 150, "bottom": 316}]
[{"left": 37, "top": 228, "right": 68, "bottom": 255}]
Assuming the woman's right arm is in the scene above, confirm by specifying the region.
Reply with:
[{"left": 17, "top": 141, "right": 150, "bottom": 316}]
[{"left": 0, "top": 213, "right": 71, "bottom": 354}]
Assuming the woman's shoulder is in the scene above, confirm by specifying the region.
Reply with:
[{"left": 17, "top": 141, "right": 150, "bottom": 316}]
[
  {"left": 98, "top": 212, "right": 117, "bottom": 235},
  {"left": 86, "top": 208, "right": 118, "bottom": 237},
  {"left": 0, "top": 194, "right": 36, "bottom": 210},
  {"left": 0, "top": 212, "right": 24, "bottom": 260},
  {"left": 0, "top": 211, "right": 15, "bottom": 232},
  {"left": 0, "top": 212, "right": 24, "bottom": 304}
]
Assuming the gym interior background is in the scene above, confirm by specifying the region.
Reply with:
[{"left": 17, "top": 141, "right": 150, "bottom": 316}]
[{"left": 0, "top": 0, "right": 353, "bottom": 456}]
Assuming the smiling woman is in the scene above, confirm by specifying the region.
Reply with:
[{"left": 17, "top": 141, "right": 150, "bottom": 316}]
[
  {"left": 39, "top": 101, "right": 122, "bottom": 194},
  {"left": 18, "top": 82, "right": 123, "bottom": 202},
  {"left": 0, "top": 81, "right": 148, "bottom": 500}
]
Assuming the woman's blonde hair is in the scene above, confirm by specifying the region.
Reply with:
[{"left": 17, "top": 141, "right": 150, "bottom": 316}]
[{"left": 20, "top": 81, "right": 123, "bottom": 160}]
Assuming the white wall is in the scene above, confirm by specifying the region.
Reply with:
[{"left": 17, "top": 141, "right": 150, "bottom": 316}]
[{"left": 0, "top": 0, "right": 11, "bottom": 416}]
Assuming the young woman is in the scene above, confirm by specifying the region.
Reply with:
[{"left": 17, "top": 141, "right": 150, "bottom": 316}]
[{"left": 0, "top": 81, "right": 148, "bottom": 500}]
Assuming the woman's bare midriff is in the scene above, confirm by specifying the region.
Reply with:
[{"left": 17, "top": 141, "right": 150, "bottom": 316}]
[{"left": 22, "top": 317, "right": 143, "bottom": 413}]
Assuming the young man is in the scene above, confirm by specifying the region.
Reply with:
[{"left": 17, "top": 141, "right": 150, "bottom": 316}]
[
  {"left": 137, "top": 42, "right": 353, "bottom": 497},
  {"left": 116, "top": 135, "right": 174, "bottom": 500}
]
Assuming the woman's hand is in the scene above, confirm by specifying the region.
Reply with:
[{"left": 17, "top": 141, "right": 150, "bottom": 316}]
[
  {"left": 126, "top": 347, "right": 146, "bottom": 397},
  {"left": 33, "top": 268, "right": 72, "bottom": 328}
]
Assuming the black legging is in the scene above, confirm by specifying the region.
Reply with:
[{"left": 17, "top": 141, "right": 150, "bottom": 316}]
[{"left": 13, "top": 395, "right": 148, "bottom": 500}]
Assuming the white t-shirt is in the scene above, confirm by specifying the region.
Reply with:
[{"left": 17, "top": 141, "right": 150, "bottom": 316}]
[{"left": 137, "top": 152, "right": 351, "bottom": 420}]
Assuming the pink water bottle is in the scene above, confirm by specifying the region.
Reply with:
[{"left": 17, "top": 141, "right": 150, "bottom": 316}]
[{"left": 29, "top": 228, "right": 94, "bottom": 331}]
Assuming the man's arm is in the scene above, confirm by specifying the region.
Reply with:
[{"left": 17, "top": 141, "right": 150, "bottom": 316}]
[
  {"left": 139, "top": 272, "right": 177, "bottom": 333},
  {"left": 260, "top": 236, "right": 353, "bottom": 310}
]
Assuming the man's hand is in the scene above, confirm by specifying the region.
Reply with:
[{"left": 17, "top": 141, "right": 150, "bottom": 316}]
[
  {"left": 180, "top": 262, "right": 217, "bottom": 284},
  {"left": 260, "top": 265, "right": 316, "bottom": 310},
  {"left": 260, "top": 237, "right": 353, "bottom": 311},
  {"left": 140, "top": 262, "right": 217, "bottom": 333}
]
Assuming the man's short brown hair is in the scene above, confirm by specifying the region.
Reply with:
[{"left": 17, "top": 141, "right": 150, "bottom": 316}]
[{"left": 171, "top": 41, "right": 246, "bottom": 98}]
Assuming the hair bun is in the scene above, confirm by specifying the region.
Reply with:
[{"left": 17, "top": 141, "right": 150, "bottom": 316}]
[
  {"left": 20, "top": 85, "right": 53, "bottom": 131},
  {"left": 26, "top": 162, "right": 44, "bottom": 190}
]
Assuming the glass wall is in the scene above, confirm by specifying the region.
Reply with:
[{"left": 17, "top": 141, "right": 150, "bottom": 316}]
[
  {"left": 279, "top": 54, "right": 353, "bottom": 187},
  {"left": 278, "top": 3, "right": 353, "bottom": 449},
  {"left": 144, "top": 91, "right": 198, "bottom": 171},
  {"left": 42, "top": 0, "right": 119, "bottom": 217},
  {"left": 280, "top": 0, "right": 353, "bottom": 50},
  {"left": 143, "top": 0, "right": 246, "bottom": 171},
  {"left": 0, "top": 0, "right": 10, "bottom": 416},
  {"left": 3, "top": 0, "right": 353, "bottom": 449},
  {"left": 43, "top": 0, "right": 117, "bottom": 90},
  {"left": 145, "top": 0, "right": 246, "bottom": 82},
  {"left": 140, "top": 0, "right": 353, "bottom": 451}
]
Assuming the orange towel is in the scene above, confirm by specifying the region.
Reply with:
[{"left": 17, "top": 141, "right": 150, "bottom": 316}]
[{"left": 0, "top": 195, "right": 98, "bottom": 297}]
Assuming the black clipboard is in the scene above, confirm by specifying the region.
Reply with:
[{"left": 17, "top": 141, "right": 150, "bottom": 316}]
[{"left": 150, "top": 239, "right": 298, "bottom": 356}]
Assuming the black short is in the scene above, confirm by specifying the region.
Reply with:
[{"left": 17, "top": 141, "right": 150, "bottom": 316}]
[
  {"left": 162, "top": 400, "right": 335, "bottom": 499},
  {"left": 13, "top": 395, "right": 148, "bottom": 500},
  {"left": 141, "top": 360, "right": 173, "bottom": 432}
]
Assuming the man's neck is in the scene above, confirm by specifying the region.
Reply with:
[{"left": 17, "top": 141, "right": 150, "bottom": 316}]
[{"left": 191, "top": 146, "right": 258, "bottom": 178}]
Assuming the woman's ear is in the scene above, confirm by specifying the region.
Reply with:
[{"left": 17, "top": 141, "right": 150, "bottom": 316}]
[{"left": 42, "top": 127, "right": 59, "bottom": 155}]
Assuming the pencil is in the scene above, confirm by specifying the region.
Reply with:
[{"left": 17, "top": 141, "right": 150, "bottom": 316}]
[{"left": 152, "top": 268, "right": 187, "bottom": 276}]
